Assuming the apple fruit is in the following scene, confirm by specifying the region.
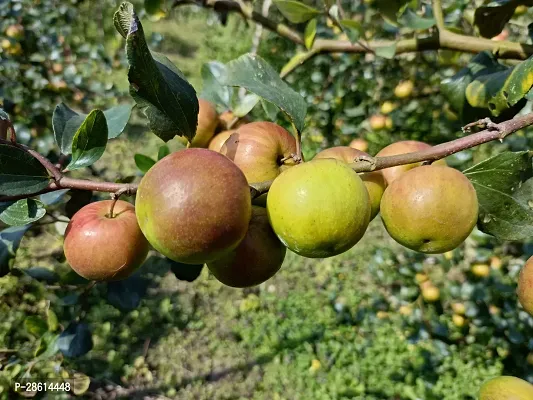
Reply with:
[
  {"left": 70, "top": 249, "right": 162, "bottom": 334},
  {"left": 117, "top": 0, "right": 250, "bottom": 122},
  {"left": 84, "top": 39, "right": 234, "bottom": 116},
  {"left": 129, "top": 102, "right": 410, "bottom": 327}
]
[
  {"left": 63, "top": 200, "right": 149, "bottom": 281},
  {"left": 208, "top": 130, "right": 234, "bottom": 152},
  {"left": 515, "top": 5, "right": 528, "bottom": 16},
  {"left": 452, "top": 314, "right": 466, "bottom": 327},
  {"left": 135, "top": 148, "right": 251, "bottom": 264},
  {"left": 267, "top": 158, "right": 371, "bottom": 258},
  {"left": 221, "top": 121, "right": 297, "bottom": 183},
  {"left": 207, "top": 206, "right": 286, "bottom": 288},
  {"left": 314, "top": 146, "right": 386, "bottom": 220},
  {"left": 376, "top": 140, "right": 447, "bottom": 185},
  {"left": 420, "top": 281, "right": 440, "bottom": 302},
  {"left": 479, "top": 376, "right": 533, "bottom": 400},
  {"left": 394, "top": 80, "right": 414, "bottom": 98},
  {"left": 349, "top": 138, "right": 369, "bottom": 152},
  {"left": 218, "top": 110, "right": 249, "bottom": 132},
  {"left": 380, "top": 101, "right": 397, "bottom": 114},
  {"left": 451, "top": 303, "right": 466, "bottom": 315},
  {"left": 492, "top": 29, "right": 509, "bottom": 41},
  {"left": 369, "top": 114, "right": 387, "bottom": 130},
  {"left": 188, "top": 99, "right": 219, "bottom": 148},
  {"left": 5, "top": 24, "right": 24, "bottom": 40},
  {"left": 380, "top": 165, "right": 478, "bottom": 254},
  {"left": 517, "top": 256, "right": 533, "bottom": 315},
  {"left": 471, "top": 263, "right": 490, "bottom": 277}
]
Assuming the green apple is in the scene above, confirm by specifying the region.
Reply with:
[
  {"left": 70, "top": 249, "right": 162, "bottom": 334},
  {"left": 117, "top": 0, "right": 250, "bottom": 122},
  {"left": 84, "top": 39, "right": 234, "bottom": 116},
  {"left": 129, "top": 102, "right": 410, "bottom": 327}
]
[
  {"left": 135, "top": 149, "right": 251, "bottom": 264},
  {"left": 479, "top": 376, "right": 533, "bottom": 400},
  {"left": 208, "top": 206, "right": 286, "bottom": 288},
  {"left": 267, "top": 158, "right": 371, "bottom": 258}
]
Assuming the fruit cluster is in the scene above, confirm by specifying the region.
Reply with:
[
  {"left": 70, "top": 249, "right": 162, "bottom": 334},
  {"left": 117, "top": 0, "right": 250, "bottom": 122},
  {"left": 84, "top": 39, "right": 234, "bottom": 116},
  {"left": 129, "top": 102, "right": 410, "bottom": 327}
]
[{"left": 63, "top": 99, "right": 482, "bottom": 289}]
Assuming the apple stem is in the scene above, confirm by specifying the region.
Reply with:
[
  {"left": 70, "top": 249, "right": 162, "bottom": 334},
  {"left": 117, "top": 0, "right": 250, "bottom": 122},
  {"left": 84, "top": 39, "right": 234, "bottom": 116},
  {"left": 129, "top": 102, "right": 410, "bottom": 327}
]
[
  {"left": 107, "top": 187, "right": 130, "bottom": 218},
  {"left": 290, "top": 121, "right": 303, "bottom": 163}
]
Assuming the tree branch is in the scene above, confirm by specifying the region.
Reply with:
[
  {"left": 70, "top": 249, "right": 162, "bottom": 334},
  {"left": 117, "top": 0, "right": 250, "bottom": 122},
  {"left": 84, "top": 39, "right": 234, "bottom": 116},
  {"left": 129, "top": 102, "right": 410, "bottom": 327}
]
[{"left": 432, "top": 0, "right": 445, "bottom": 30}]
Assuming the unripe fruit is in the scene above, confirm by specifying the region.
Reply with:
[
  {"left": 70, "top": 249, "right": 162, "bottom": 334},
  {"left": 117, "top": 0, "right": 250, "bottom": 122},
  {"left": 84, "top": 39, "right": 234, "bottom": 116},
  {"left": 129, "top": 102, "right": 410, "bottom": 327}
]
[
  {"left": 267, "top": 159, "right": 371, "bottom": 258},
  {"left": 380, "top": 101, "right": 397, "bottom": 114},
  {"left": 479, "top": 376, "right": 533, "bottom": 400},
  {"left": 471, "top": 263, "right": 490, "bottom": 277},
  {"left": 369, "top": 114, "right": 387, "bottom": 130},
  {"left": 394, "top": 80, "right": 414, "bottom": 98},
  {"left": 314, "top": 146, "right": 386, "bottom": 220},
  {"left": 207, "top": 207, "right": 286, "bottom": 288},
  {"left": 415, "top": 273, "right": 428, "bottom": 284},
  {"left": 380, "top": 165, "right": 478, "bottom": 253},
  {"left": 515, "top": 5, "right": 528, "bottom": 16},
  {"left": 421, "top": 284, "right": 440, "bottom": 302},
  {"left": 349, "top": 138, "right": 368, "bottom": 152},
  {"left": 385, "top": 117, "right": 393, "bottom": 130},
  {"left": 517, "top": 256, "right": 533, "bottom": 316},
  {"left": 452, "top": 314, "right": 466, "bottom": 327},
  {"left": 376, "top": 140, "right": 447, "bottom": 185},
  {"left": 64, "top": 200, "right": 149, "bottom": 281},
  {"left": 399, "top": 305, "right": 412, "bottom": 316},
  {"left": 221, "top": 122, "right": 297, "bottom": 184},
  {"left": 135, "top": 149, "right": 251, "bottom": 264},
  {"left": 189, "top": 99, "right": 219, "bottom": 148},
  {"left": 451, "top": 302, "right": 466, "bottom": 315},
  {"left": 207, "top": 130, "right": 234, "bottom": 152}
]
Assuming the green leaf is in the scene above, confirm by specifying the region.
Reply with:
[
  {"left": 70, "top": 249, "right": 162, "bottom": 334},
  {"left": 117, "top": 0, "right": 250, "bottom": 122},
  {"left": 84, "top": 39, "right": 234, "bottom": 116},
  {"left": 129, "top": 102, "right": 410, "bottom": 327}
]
[
  {"left": 53, "top": 103, "right": 133, "bottom": 153},
  {"left": 464, "top": 151, "right": 533, "bottom": 240},
  {"left": 262, "top": 99, "right": 279, "bottom": 120},
  {"left": 0, "top": 144, "right": 50, "bottom": 196},
  {"left": 106, "top": 274, "right": 149, "bottom": 311},
  {"left": 71, "top": 373, "right": 91, "bottom": 396},
  {"left": 57, "top": 322, "right": 93, "bottom": 358},
  {"left": 375, "top": 0, "right": 409, "bottom": 25},
  {"left": 273, "top": 0, "right": 321, "bottom": 24},
  {"left": 221, "top": 54, "right": 307, "bottom": 132},
  {"left": 158, "top": 145, "right": 170, "bottom": 160},
  {"left": 340, "top": 19, "right": 362, "bottom": 43},
  {"left": 47, "top": 309, "right": 59, "bottom": 332},
  {"left": 24, "top": 316, "right": 48, "bottom": 337},
  {"left": 201, "top": 62, "right": 232, "bottom": 108},
  {"left": 39, "top": 189, "right": 70, "bottom": 206},
  {"left": 233, "top": 94, "right": 260, "bottom": 117},
  {"left": 375, "top": 43, "right": 397, "bottom": 59},
  {"left": 67, "top": 110, "right": 108, "bottom": 171},
  {"left": 23, "top": 267, "right": 60, "bottom": 284},
  {"left": 398, "top": 8, "right": 435, "bottom": 30},
  {"left": 0, "top": 225, "right": 31, "bottom": 277},
  {"left": 474, "top": 0, "right": 533, "bottom": 38},
  {"left": 134, "top": 154, "right": 156, "bottom": 173},
  {"left": 114, "top": 2, "right": 199, "bottom": 142},
  {"left": 0, "top": 108, "right": 9, "bottom": 121},
  {"left": 304, "top": 19, "right": 317, "bottom": 49},
  {"left": 35, "top": 333, "right": 59, "bottom": 360},
  {"left": 0, "top": 199, "right": 46, "bottom": 226},
  {"left": 144, "top": 0, "right": 163, "bottom": 15}
]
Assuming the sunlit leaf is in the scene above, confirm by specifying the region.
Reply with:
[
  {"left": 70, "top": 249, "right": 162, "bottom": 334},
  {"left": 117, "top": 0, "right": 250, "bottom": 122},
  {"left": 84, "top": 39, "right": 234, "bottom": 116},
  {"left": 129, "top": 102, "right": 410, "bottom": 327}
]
[
  {"left": 0, "top": 199, "right": 46, "bottom": 226},
  {"left": 273, "top": 0, "right": 321, "bottom": 23},
  {"left": 201, "top": 62, "right": 232, "bottom": 108},
  {"left": 304, "top": 19, "right": 317, "bottom": 49},
  {"left": 134, "top": 154, "right": 156, "bottom": 173}
]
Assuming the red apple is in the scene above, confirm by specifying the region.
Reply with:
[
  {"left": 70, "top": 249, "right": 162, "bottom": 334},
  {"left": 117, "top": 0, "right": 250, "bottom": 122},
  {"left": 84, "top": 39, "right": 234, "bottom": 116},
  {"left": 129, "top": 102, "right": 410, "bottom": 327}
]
[
  {"left": 221, "top": 121, "right": 297, "bottom": 183},
  {"left": 188, "top": 99, "right": 219, "bottom": 148},
  {"left": 63, "top": 200, "right": 150, "bottom": 281},
  {"left": 208, "top": 130, "right": 234, "bottom": 152}
]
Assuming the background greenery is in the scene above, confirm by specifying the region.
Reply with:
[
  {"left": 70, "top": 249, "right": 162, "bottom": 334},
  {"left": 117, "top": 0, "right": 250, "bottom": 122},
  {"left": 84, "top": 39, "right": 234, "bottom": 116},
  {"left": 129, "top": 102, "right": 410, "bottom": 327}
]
[{"left": 3, "top": 0, "right": 533, "bottom": 398}]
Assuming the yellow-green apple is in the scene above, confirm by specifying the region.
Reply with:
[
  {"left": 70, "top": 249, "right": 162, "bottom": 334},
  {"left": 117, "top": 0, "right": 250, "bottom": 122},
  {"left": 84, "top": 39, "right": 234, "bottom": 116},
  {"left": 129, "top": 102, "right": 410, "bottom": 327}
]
[
  {"left": 207, "top": 206, "right": 286, "bottom": 288},
  {"left": 208, "top": 130, "right": 234, "bottom": 152},
  {"left": 369, "top": 114, "right": 387, "bottom": 130},
  {"left": 479, "top": 376, "right": 533, "bottom": 400},
  {"left": 314, "top": 146, "right": 386, "bottom": 220},
  {"left": 221, "top": 121, "right": 298, "bottom": 183},
  {"left": 394, "top": 80, "right": 414, "bottom": 98},
  {"left": 135, "top": 149, "right": 251, "bottom": 264},
  {"left": 380, "top": 165, "right": 478, "bottom": 253},
  {"left": 380, "top": 101, "right": 398, "bottom": 114},
  {"left": 376, "top": 140, "right": 447, "bottom": 185},
  {"left": 267, "top": 158, "right": 371, "bottom": 258},
  {"left": 5, "top": 24, "right": 24, "bottom": 39},
  {"left": 518, "top": 256, "right": 533, "bottom": 315},
  {"left": 63, "top": 200, "right": 149, "bottom": 281}
]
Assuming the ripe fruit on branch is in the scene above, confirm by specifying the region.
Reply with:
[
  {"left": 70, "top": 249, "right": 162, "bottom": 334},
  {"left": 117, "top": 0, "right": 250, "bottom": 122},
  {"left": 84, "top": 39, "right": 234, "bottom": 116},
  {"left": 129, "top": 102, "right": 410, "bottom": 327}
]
[
  {"left": 394, "top": 80, "right": 414, "bottom": 98},
  {"left": 189, "top": 99, "right": 219, "bottom": 148},
  {"left": 207, "top": 206, "right": 286, "bottom": 288},
  {"left": 63, "top": 200, "right": 149, "bottom": 281},
  {"left": 380, "top": 165, "right": 478, "bottom": 254},
  {"left": 517, "top": 256, "right": 533, "bottom": 315},
  {"left": 135, "top": 149, "right": 251, "bottom": 264},
  {"left": 376, "top": 140, "right": 447, "bottom": 185},
  {"left": 380, "top": 101, "right": 397, "bottom": 114},
  {"left": 471, "top": 263, "right": 490, "bottom": 277},
  {"left": 208, "top": 130, "right": 234, "bottom": 152},
  {"left": 314, "top": 146, "right": 386, "bottom": 220},
  {"left": 221, "top": 121, "right": 298, "bottom": 183},
  {"left": 349, "top": 138, "right": 369, "bottom": 152},
  {"left": 479, "top": 376, "right": 533, "bottom": 400},
  {"left": 267, "top": 158, "right": 371, "bottom": 258},
  {"left": 369, "top": 114, "right": 391, "bottom": 131},
  {"left": 5, "top": 24, "right": 24, "bottom": 39},
  {"left": 420, "top": 281, "right": 440, "bottom": 302},
  {"left": 218, "top": 111, "right": 249, "bottom": 132}
]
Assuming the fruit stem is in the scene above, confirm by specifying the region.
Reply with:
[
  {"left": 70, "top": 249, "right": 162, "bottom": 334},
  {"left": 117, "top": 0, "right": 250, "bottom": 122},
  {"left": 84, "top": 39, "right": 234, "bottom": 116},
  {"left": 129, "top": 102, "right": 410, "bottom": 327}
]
[{"left": 291, "top": 121, "right": 303, "bottom": 163}]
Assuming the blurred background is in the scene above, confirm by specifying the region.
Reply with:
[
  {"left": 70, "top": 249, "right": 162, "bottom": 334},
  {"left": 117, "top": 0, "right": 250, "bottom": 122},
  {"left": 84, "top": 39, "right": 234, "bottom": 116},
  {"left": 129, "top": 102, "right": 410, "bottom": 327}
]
[{"left": 2, "top": 0, "right": 533, "bottom": 398}]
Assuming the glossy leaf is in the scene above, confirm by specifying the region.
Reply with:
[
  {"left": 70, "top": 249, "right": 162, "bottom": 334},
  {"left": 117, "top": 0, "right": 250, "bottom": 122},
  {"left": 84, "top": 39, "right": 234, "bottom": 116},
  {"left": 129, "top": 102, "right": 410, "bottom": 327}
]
[
  {"left": 67, "top": 110, "right": 108, "bottom": 170},
  {"left": 39, "top": 189, "right": 70, "bottom": 206},
  {"left": 273, "top": 0, "right": 321, "bottom": 24},
  {"left": 464, "top": 151, "right": 533, "bottom": 240},
  {"left": 0, "top": 144, "right": 50, "bottom": 196},
  {"left": 0, "top": 225, "right": 31, "bottom": 277},
  {"left": 158, "top": 144, "right": 170, "bottom": 160},
  {"left": 201, "top": 61, "right": 232, "bottom": 108},
  {"left": 57, "top": 322, "right": 93, "bottom": 358},
  {"left": 134, "top": 154, "right": 156, "bottom": 173},
  {"left": 23, "top": 267, "right": 60, "bottom": 284},
  {"left": 114, "top": 2, "right": 199, "bottom": 142},
  {"left": 106, "top": 274, "right": 149, "bottom": 311},
  {"left": 24, "top": 316, "right": 48, "bottom": 337},
  {"left": 304, "top": 19, "right": 317, "bottom": 49},
  {"left": 221, "top": 54, "right": 307, "bottom": 132},
  {"left": 474, "top": 0, "right": 533, "bottom": 38},
  {"left": 0, "top": 199, "right": 46, "bottom": 226}
]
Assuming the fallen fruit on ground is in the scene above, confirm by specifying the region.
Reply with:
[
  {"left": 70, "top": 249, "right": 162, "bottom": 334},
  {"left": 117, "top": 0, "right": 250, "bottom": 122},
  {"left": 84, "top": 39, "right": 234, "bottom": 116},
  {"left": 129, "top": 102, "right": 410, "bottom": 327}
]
[
  {"left": 208, "top": 206, "right": 286, "bottom": 288},
  {"left": 314, "top": 146, "right": 386, "bottom": 220},
  {"left": 221, "top": 121, "right": 298, "bottom": 183},
  {"left": 135, "top": 148, "right": 251, "bottom": 264},
  {"left": 189, "top": 99, "right": 219, "bottom": 148},
  {"left": 380, "top": 165, "right": 478, "bottom": 254},
  {"left": 479, "top": 376, "right": 533, "bottom": 400},
  {"left": 64, "top": 200, "right": 149, "bottom": 281},
  {"left": 208, "top": 130, "right": 234, "bottom": 152},
  {"left": 517, "top": 256, "right": 533, "bottom": 315},
  {"left": 376, "top": 140, "right": 447, "bottom": 185},
  {"left": 267, "top": 158, "right": 370, "bottom": 258}
]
